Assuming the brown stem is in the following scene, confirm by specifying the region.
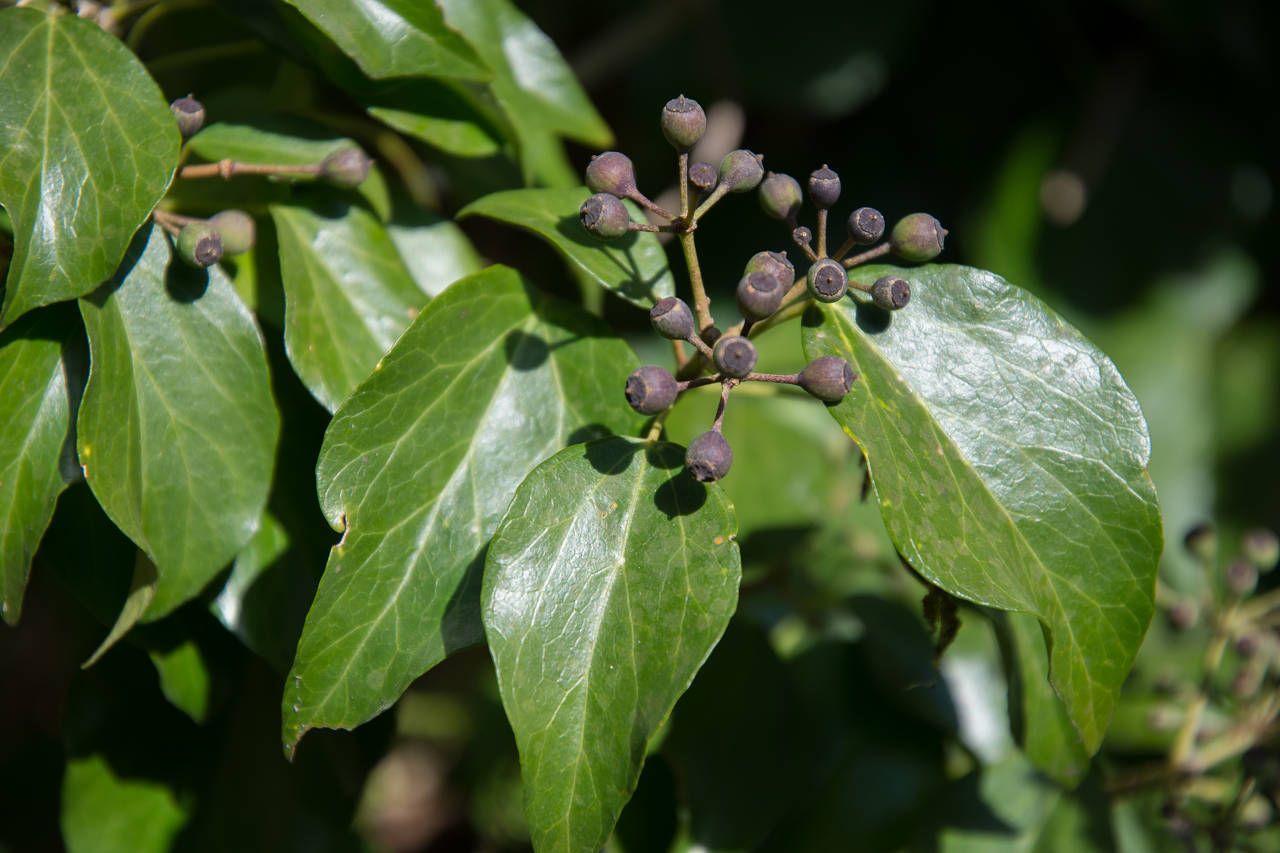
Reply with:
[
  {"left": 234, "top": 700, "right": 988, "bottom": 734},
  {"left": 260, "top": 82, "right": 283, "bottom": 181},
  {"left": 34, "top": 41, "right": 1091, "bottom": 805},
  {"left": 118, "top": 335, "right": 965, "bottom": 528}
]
[
  {"left": 751, "top": 296, "right": 813, "bottom": 338},
  {"left": 711, "top": 380, "right": 733, "bottom": 431},
  {"left": 832, "top": 235, "right": 856, "bottom": 262},
  {"left": 745, "top": 371, "right": 801, "bottom": 385},
  {"left": 684, "top": 331, "right": 715, "bottom": 361},
  {"left": 678, "top": 231, "right": 715, "bottom": 336},
  {"left": 179, "top": 159, "right": 320, "bottom": 180},
  {"left": 628, "top": 190, "right": 674, "bottom": 221},
  {"left": 691, "top": 183, "right": 732, "bottom": 222},
  {"left": 671, "top": 339, "right": 688, "bottom": 371},
  {"left": 842, "top": 242, "right": 892, "bottom": 269},
  {"left": 816, "top": 208, "right": 828, "bottom": 259},
  {"left": 151, "top": 208, "right": 202, "bottom": 230},
  {"left": 678, "top": 152, "right": 690, "bottom": 220}
]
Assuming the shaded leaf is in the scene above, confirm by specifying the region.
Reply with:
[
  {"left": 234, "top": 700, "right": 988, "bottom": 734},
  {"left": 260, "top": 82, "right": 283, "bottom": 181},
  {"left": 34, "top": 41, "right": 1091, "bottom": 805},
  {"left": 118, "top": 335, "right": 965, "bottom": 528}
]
[
  {"left": 367, "top": 79, "right": 504, "bottom": 157},
  {"left": 270, "top": 202, "right": 427, "bottom": 411},
  {"left": 386, "top": 208, "right": 483, "bottom": 299},
  {"left": 283, "top": 266, "right": 643, "bottom": 756},
  {"left": 150, "top": 640, "right": 212, "bottom": 723},
  {"left": 484, "top": 437, "right": 741, "bottom": 853},
  {"left": 459, "top": 188, "right": 674, "bottom": 308},
  {"left": 0, "top": 306, "right": 78, "bottom": 624},
  {"left": 0, "top": 7, "right": 178, "bottom": 328},
  {"left": 77, "top": 225, "right": 278, "bottom": 620},
  {"left": 61, "top": 753, "right": 187, "bottom": 853},
  {"left": 802, "top": 264, "right": 1162, "bottom": 753},
  {"left": 278, "top": 0, "right": 488, "bottom": 82},
  {"left": 83, "top": 552, "right": 157, "bottom": 668}
]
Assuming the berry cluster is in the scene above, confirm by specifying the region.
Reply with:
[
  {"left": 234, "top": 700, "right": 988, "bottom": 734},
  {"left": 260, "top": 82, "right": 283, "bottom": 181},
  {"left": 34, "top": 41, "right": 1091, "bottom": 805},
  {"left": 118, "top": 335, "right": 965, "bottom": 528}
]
[{"left": 581, "top": 95, "right": 948, "bottom": 483}]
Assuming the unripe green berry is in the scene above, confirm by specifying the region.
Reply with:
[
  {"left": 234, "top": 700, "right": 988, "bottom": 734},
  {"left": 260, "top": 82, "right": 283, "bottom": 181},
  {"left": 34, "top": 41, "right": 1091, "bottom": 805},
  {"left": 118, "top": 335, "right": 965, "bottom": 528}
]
[
  {"left": 1242, "top": 528, "right": 1279, "bottom": 572},
  {"left": 846, "top": 207, "right": 885, "bottom": 244},
  {"left": 176, "top": 222, "right": 222, "bottom": 268},
  {"left": 807, "top": 165, "right": 841, "bottom": 209},
  {"left": 650, "top": 296, "right": 696, "bottom": 340},
  {"left": 743, "top": 250, "right": 795, "bottom": 289},
  {"left": 320, "top": 147, "right": 372, "bottom": 188},
  {"left": 208, "top": 209, "right": 256, "bottom": 255},
  {"left": 871, "top": 275, "right": 911, "bottom": 311},
  {"left": 719, "top": 150, "right": 765, "bottom": 193},
  {"left": 759, "top": 172, "right": 802, "bottom": 223},
  {"left": 170, "top": 95, "right": 205, "bottom": 138},
  {"left": 712, "top": 335, "right": 757, "bottom": 378},
  {"left": 580, "top": 193, "right": 631, "bottom": 240},
  {"left": 807, "top": 258, "right": 848, "bottom": 302},
  {"left": 685, "top": 430, "right": 733, "bottom": 482},
  {"left": 735, "top": 271, "right": 784, "bottom": 321},
  {"left": 890, "top": 213, "right": 947, "bottom": 262},
  {"left": 585, "top": 151, "right": 638, "bottom": 197},
  {"left": 799, "top": 356, "right": 856, "bottom": 403},
  {"left": 661, "top": 96, "right": 706, "bottom": 152},
  {"left": 625, "top": 365, "right": 678, "bottom": 415},
  {"left": 687, "top": 163, "right": 716, "bottom": 194}
]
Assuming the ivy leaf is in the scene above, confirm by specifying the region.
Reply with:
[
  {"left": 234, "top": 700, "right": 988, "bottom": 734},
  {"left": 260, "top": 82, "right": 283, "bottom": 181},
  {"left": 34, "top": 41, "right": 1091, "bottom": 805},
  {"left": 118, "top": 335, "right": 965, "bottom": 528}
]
[
  {"left": 366, "top": 79, "right": 504, "bottom": 158},
  {"left": 483, "top": 437, "right": 741, "bottom": 853},
  {"left": 270, "top": 202, "right": 427, "bottom": 412},
  {"left": 386, "top": 208, "right": 483, "bottom": 299},
  {"left": 459, "top": 188, "right": 674, "bottom": 309},
  {"left": 283, "top": 266, "right": 643, "bottom": 757},
  {"left": 802, "top": 264, "right": 1162, "bottom": 753},
  {"left": 61, "top": 754, "right": 188, "bottom": 853},
  {"left": 0, "top": 306, "right": 78, "bottom": 624},
  {"left": 277, "top": 0, "right": 488, "bottom": 82},
  {"left": 77, "top": 225, "right": 279, "bottom": 621},
  {"left": 149, "top": 641, "right": 212, "bottom": 724},
  {"left": 0, "top": 7, "right": 178, "bottom": 328}
]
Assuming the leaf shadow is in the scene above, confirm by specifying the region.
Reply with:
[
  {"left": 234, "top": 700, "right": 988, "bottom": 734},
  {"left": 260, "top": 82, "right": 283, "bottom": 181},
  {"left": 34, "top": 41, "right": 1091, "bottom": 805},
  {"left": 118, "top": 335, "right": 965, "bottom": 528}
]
[
  {"left": 554, "top": 214, "right": 668, "bottom": 305},
  {"left": 163, "top": 257, "right": 210, "bottom": 304}
]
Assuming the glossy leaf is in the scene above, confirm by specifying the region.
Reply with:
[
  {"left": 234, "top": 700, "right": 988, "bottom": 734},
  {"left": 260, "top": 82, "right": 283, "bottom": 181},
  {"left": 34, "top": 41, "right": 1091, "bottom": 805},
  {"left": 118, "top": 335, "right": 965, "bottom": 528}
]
[
  {"left": 438, "top": 0, "right": 611, "bottom": 184},
  {"left": 77, "top": 225, "right": 278, "bottom": 620},
  {"left": 270, "top": 202, "right": 427, "bottom": 411},
  {"left": 386, "top": 209, "right": 484, "bottom": 299},
  {"left": 0, "top": 7, "right": 179, "bottom": 328},
  {"left": 61, "top": 754, "right": 187, "bottom": 853},
  {"left": 367, "top": 79, "right": 504, "bottom": 157},
  {"left": 283, "top": 266, "right": 643, "bottom": 756},
  {"left": 802, "top": 264, "right": 1162, "bottom": 752},
  {"left": 0, "top": 307, "right": 76, "bottom": 624},
  {"left": 278, "top": 0, "right": 488, "bottom": 82},
  {"left": 484, "top": 437, "right": 741, "bottom": 853},
  {"left": 459, "top": 188, "right": 674, "bottom": 308},
  {"left": 83, "top": 552, "right": 156, "bottom": 668}
]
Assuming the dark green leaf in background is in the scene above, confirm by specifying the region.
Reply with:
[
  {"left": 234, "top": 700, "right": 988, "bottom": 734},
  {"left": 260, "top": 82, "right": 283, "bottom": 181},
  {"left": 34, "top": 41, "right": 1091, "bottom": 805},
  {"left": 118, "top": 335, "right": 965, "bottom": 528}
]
[
  {"left": 277, "top": 0, "right": 488, "bottom": 82},
  {"left": 803, "top": 264, "right": 1162, "bottom": 753},
  {"left": 0, "top": 7, "right": 178, "bottom": 328},
  {"left": 77, "top": 225, "right": 278, "bottom": 621},
  {"left": 60, "top": 753, "right": 188, "bottom": 853},
  {"left": 283, "top": 266, "right": 644, "bottom": 757},
  {"left": 484, "top": 438, "right": 741, "bottom": 853},
  {"left": 150, "top": 640, "right": 212, "bottom": 724},
  {"left": 270, "top": 202, "right": 428, "bottom": 412},
  {"left": 459, "top": 188, "right": 675, "bottom": 308},
  {"left": 0, "top": 307, "right": 77, "bottom": 624},
  {"left": 366, "top": 79, "right": 505, "bottom": 158}
]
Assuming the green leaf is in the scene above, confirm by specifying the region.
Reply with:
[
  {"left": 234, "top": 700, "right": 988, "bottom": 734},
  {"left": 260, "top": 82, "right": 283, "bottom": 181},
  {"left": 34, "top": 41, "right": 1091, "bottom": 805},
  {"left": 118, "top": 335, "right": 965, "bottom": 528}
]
[
  {"left": 83, "top": 552, "right": 156, "bottom": 668},
  {"left": 283, "top": 266, "right": 643, "bottom": 756},
  {"left": 270, "top": 202, "right": 427, "bottom": 411},
  {"left": 484, "top": 437, "right": 741, "bottom": 853},
  {"left": 61, "top": 753, "right": 187, "bottom": 853},
  {"left": 77, "top": 225, "right": 279, "bottom": 621},
  {"left": 438, "top": 0, "right": 611, "bottom": 184},
  {"left": 386, "top": 208, "right": 483, "bottom": 299},
  {"left": 278, "top": 0, "right": 489, "bottom": 82},
  {"left": 0, "top": 7, "right": 179, "bottom": 328},
  {"left": 367, "top": 79, "right": 504, "bottom": 157},
  {"left": 459, "top": 188, "right": 674, "bottom": 309},
  {"left": 802, "top": 264, "right": 1162, "bottom": 753},
  {"left": 149, "top": 640, "right": 212, "bottom": 723},
  {"left": 0, "top": 306, "right": 77, "bottom": 624}
]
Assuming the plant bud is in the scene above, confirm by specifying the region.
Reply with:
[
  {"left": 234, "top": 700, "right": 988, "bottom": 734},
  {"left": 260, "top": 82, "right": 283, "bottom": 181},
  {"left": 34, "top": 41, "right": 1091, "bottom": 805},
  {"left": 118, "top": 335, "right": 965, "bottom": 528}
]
[
  {"left": 743, "top": 250, "right": 795, "bottom": 289},
  {"left": 661, "top": 96, "right": 706, "bottom": 152},
  {"left": 625, "top": 366, "right": 678, "bottom": 415},
  {"left": 807, "top": 258, "right": 847, "bottom": 302},
  {"left": 170, "top": 95, "right": 205, "bottom": 138},
  {"left": 719, "top": 150, "right": 765, "bottom": 193},
  {"left": 846, "top": 206, "right": 885, "bottom": 244},
  {"left": 735, "top": 271, "right": 784, "bottom": 321},
  {"left": 208, "top": 209, "right": 256, "bottom": 255},
  {"left": 890, "top": 213, "right": 947, "bottom": 262},
  {"left": 176, "top": 222, "right": 222, "bottom": 267},
  {"left": 712, "top": 335, "right": 758, "bottom": 378},
  {"left": 686, "top": 431, "right": 733, "bottom": 482},
  {"left": 319, "top": 147, "right": 372, "bottom": 188},
  {"left": 1242, "top": 528, "right": 1279, "bottom": 572},
  {"left": 580, "top": 193, "right": 631, "bottom": 240},
  {"left": 688, "top": 161, "right": 718, "bottom": 193},
  {"left": 871, "top": 275, "right": 911, "bottom": 311},
  {"left": 650, "top": 296, "right": 696, "bottom": 340},
  {"left": 1225, "top": 559, "right": 1259, "bottom": 596},
  {"left": 1168, "top": 599, "right": 1198, "bottom": 630},
  {"left": 585, "top": 151, "right": 638, "bottom": 198},
  {"left": 807, "top": 165, "right": 840, "bottom": 209},
  {"left": 759, "top": 172, "right": 803, "bottom": 223},
  {"left": 1183, "top": 522, "right": 1217, "bottom": 563},
  {"left": 799, "top": 356, "right": 855, "bottom": 403}
]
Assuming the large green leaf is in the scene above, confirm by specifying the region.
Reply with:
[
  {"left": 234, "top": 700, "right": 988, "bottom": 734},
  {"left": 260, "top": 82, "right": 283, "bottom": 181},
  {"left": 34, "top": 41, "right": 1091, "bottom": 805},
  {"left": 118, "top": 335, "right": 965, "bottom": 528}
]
[
  {"left": 386, "top": 209, "right": 483, "bottom": 299},
  {"left": 270, "top": 202, "right": 427, "bottom": 412},
  {"left": 61, "top": 753, "right": 188, "bottom": 853},
  {"left": 283, "top": 266, "right": 643, "bottom": 756},
  {"left": 0, "top": 8, "right": 179, "bottom": 329},
  {"left": 483, "top": 437, "right": 741, "bottom": 853},
  {"left": 802, "top": 263, "right": 1162, "bottom": 752},
  {"left": 77, "top": 225, "right": 279, "bottom": 620},
  {"left": 277, "top": 0, "right": 488, "bottom": 82},
  {"left": 459, "top": 188, "right": 674, "bottom": 309},
  {"left": 366, "top": 79, "right": 504, "bottom": 158},
  {"left": 0, "top": 307, "right": 77, "bottom": 624}
]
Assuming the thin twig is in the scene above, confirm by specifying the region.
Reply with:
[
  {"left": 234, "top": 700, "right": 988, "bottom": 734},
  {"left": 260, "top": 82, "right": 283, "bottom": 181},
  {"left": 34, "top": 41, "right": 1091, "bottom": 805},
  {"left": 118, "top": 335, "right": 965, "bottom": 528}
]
[{"left": 842, "top": 242, "right": 891, "bottom": 269}]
